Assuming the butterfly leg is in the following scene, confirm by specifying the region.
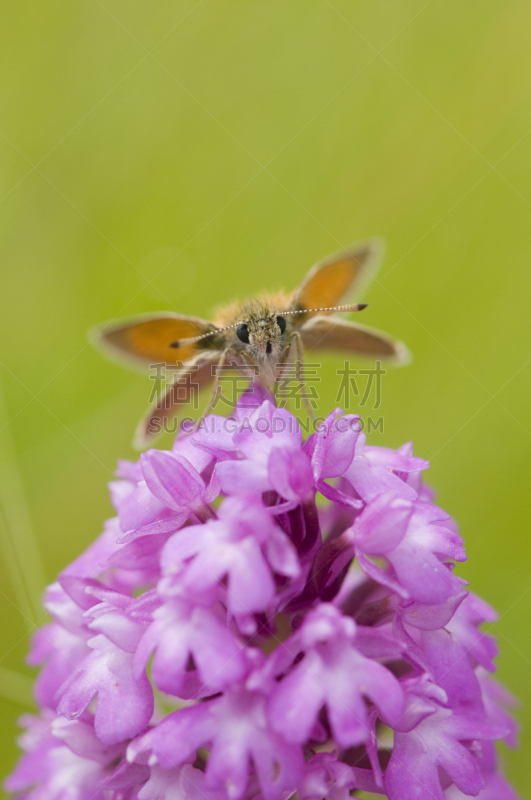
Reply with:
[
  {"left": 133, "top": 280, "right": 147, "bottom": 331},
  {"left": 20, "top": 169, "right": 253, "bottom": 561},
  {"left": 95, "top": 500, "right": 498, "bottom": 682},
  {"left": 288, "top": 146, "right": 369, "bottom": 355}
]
[
  {"left": 293, "top": 331, "right": 318, "bottom": 421},
  {"left": 275, "top": 331, "right": 317, "bottom": 420},
  {"left": 199, "top": 349, "right": 265, "bottom": 426},
  {"left": 274, "top": 333, "right": 297, "bottom": 403},
  {"left": 197, "top": 348, "right": 231, "bottom": 426}
]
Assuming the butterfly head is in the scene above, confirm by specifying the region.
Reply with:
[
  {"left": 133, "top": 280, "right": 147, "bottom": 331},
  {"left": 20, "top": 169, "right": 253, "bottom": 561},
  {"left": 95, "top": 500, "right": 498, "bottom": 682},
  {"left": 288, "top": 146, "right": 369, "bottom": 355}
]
[{"left": 234, "top": 311, "right": 287, "bottom": 362}]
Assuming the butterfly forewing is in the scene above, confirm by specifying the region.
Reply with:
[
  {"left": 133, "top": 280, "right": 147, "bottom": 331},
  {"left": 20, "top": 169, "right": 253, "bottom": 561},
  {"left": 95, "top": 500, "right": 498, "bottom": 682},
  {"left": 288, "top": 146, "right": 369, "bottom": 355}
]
[
  {"left": 91, "top": 313, "right": 217, "bottom": 370},
  {"left": 299, "top": 316, "right": 410, "bottom": 362},
  {"left": 289, "top": 239, "right": 384, "bottom": 322}
]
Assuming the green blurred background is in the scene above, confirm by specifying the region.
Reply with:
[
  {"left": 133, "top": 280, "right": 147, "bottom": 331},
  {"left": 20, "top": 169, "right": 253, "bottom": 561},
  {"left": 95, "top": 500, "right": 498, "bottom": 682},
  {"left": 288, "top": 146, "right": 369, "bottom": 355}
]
[{"left": 1, "top": 0, "right": 530, "bottom": 795}]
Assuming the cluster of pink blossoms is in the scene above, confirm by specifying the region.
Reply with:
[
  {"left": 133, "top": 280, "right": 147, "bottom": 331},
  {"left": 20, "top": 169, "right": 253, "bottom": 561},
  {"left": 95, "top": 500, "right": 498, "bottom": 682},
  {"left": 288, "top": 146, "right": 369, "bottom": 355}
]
[{"left": 6, "top": 389, "right": 519, "bottom": 799}]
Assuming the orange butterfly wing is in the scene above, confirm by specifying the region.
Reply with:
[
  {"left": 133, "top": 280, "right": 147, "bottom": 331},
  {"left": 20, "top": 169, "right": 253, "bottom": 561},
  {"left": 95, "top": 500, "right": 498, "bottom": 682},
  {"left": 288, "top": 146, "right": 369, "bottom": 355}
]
[
  {"left": 290, "top": 239, "right": 383, "bottom": 320},
  {"left": 91, "top": 313, "right": 217, "bottom": 370}
]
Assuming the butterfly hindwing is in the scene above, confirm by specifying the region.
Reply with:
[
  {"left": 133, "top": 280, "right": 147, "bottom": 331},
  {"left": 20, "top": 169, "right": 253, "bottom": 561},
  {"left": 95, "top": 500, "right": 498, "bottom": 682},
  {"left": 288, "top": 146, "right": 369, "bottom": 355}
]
[
  {"left": 299, "top": 316, "right": 410, "bottom": 362},
  {"left": 134, "top": 352, "right": 220, "bottom": 448}
]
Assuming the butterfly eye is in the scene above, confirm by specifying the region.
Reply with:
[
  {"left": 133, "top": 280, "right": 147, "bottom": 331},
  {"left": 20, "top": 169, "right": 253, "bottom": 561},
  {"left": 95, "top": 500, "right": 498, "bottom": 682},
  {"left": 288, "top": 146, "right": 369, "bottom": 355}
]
[
  {"left": 276, "top": 316, "right": 286, "bottom": 334},
  {"left": 236, "top": 323, "right": 250, "bottom": 344}
]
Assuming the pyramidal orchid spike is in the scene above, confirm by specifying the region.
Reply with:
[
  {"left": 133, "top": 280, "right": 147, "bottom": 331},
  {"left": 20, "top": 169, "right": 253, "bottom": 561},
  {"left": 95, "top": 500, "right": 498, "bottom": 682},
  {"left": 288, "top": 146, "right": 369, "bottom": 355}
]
[{"left": 6, "top": 396, "right": 520, "bottom": 800}]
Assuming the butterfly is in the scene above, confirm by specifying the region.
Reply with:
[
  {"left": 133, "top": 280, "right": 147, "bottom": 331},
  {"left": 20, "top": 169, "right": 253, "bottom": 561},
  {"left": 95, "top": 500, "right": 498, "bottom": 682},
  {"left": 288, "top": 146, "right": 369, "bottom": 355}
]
[{"left": 92, "top": 239, "right": 409, "bottom": 447}]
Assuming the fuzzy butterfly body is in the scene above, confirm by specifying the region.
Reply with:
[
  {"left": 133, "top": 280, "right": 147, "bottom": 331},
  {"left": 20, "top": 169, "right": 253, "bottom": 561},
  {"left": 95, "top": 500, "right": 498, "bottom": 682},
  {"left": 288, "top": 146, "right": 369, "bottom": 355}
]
[{"left": 92, "top": 239, "right": 409, "bottom": 447}]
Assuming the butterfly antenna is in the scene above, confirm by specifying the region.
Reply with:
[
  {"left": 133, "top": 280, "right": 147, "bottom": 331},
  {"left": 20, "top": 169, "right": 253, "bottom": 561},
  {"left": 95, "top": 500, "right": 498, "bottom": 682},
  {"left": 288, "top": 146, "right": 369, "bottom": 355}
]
[
  {"left": 279, "top": 303, "right": 367, "bottom": 317},
  {"left": 169, "top": 303, "right": 367, "bottom": 348},
  {"left": 169, "top": 322, "right": 243, "bottom": 348}
]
